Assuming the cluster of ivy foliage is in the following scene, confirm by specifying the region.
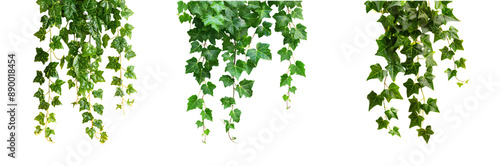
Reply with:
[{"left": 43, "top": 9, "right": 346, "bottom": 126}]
[
  {"left": 177, "top": 1, "right": 307, "bottom": 143},
  {"left": 33, "top": 0, "right": 136, "bottom": 143},
  {"left": 365, "top": 1, "right": 466, "bottom": 143}
]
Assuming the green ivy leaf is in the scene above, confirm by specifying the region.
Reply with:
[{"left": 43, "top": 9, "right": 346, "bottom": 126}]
[
  {"left": 230, "top": 109, "right": 242, "bottom": 123},
  {"left": 417, "top": 125, "right": 434, "bottom": 143},
  {"left": 82, "top": 112, "right": 94, "bottom": 123},
  {"left": 445, "top": 68, "right": 457, "bottom": 80},
  {"left": 291, "top": 7, "right": 303, "bottom": 20},
  {"left": 280, "top": 74, "right": 293, "bottom": 87},
  {"left": 185, "top": 57, "right": 201, "bottom": 74},
  {"left": 35, "top": 47, "right": 49, "bottom": 64},
  {"left": 121, "top": 7, "right": 134, "bottom": 20},
  {"left": 418, "top": 72, "right": 435, "bottom": 90},
  {"left": 367, "top": 63, "right": 387, "bottom": 82},
  {"left": 219, "top": 75, "right": 235, "bottom": 87},
  {"left": 125, "top": 45, "right": 136, "bottom": 60},
  {"left": 44, "top": 62, "right": 59, "bottom": 78},
  {"left": 111, "top": 36, "right": 127, "bottom": 53},
  {"left": 409, "top": 112, "right": 424, "bottom": 128},
  {"left": 235, "top": 79, "right": 254, "bottom": 98},
  {"left": 289, "top": 61, "right": 306, "bottom": 77},
  {"left": 385, "top": 107, "right": 399, "bottom": 120},
  {"left": 78, "top": 97, "right": 91, "bottom": 111},
  {"left": 51, "top": 96, "right": 62, "bottom": 106},
  {"left": 225, "top": 60, "right": 245, "bottom": 80},
  {"left": 45, "top": 127, "right": 55, "bottom": 139},
  {"left": 403, "top": 78, "right": 421, "bottom": 97},
  {"left": 200, "top": 108, "right": 213, "bottom": 121},
  {"left": 34, "top": 125, "right": 43, "bottom": 135},
  {"left": 273, "top": 11, "right": 291, "bottom": 32},
  {"left": 385, "top": 63, "right": 404, "bottom": 81},
  {"left": 92, "top": 89, "right": 103, "bottom": 99},
  {"left": 34, "top": 27, "right": 46, "bottom": 41},
  {"left": 388, "top": 126, "right": 401, "bottom": 137},
  {"left": 292, "top": 23, "right": 307, "bottom": 40},
  {"left": 93, "top": 119, "right": 103, "bottom": 131},
  {"left": 190, "top": 41, "right": 202, "bottom": 53},
  {"left": 34, "top": 112, "right": 45, "bottom": 125},
  {"left": 100, "top": 132, "right": 108, "bottom": 143},
  {"left": 106, "top": 56, "right": 121, "bottom": 72},
  {"left": 203, "top": 14, "right": 224, "bottom": 32},
  {"left": 102, "top": 34, "right": 110, "bottom": 48},
  {"left": 120, "top": 23, "right": 134, "bottom": 39},
  {"left": 124, "top": 66, "right": 137, "bottom": 79},
  {"left": 450, "top": 39, "right": 464, "bottom": 52},
  {"left": 202, "top": 45, "right": 221, "bottom": 62},
  {"left": 49, "top": 79, "right": 65, "bottom": 95},
  {"left": 201, "top": 82, "right": 216, "bottom": 96},
  {"left": 278, "top": 47, "right": 293, "bottom": 62},
  {"left": 196, "top": 120, "right": 204, "bottom": 128},
  {"left": 111, "top": 76, "right": 122, "bottom": 86},
  {"left": 367, "top": 91, "right": 383, "bottom": 111},
  {"left": 376, "top": 117, "right": 389, "bottom": 130},
  {"left": 246, "top": 42, "right": 272, "bottom": 64},
  {"left": 256, "top": 21, "right": 272, "bottom": 38},
  {"left": 440, "top": 46, "right": 455, "bottom": 60},
  {"left": 422, "top": 98, "right": 440, "bottom": 114},
  {"left": 220, "top": 97, "right": 235, "bottom": 109},
  {"left": 93, "top": 103, "right": 104, "bottom": 115},
  {"left": 382, "top": 83, "right": 403, "bottom": 102},
  {"left": 187, "top": 95, "right": 204, "bottom": 111},
  {"left": 33, "top": 70, "right": 45, "bottom": 85},
  {"left": 115, "top": 87, "right": 125, "bottom": 97},
  {"left": 454, "top": 57, "right": 466, "bottom": 69}
]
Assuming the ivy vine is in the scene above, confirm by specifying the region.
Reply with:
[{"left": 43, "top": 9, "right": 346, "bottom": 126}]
[
  {"left": 177, "top": 0, "right": 307, "bottom": 143},
  {"left": 33, "top": 0, "right": 136, "bottom": 143},
  {"left": 365, "top": 1, "right": 466, "bottom": 143}
]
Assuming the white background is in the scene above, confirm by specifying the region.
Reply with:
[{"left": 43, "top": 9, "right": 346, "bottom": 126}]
[{"left": 1, "top": 0, "right": 500, "bottom": 166}]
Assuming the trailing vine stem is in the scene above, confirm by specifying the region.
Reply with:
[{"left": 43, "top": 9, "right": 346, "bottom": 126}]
[
  {"left": 365, "top": 1, "right": 467, "bottom": 143},
  {"left": 33, "top": 0, "right": 137, "bottom": 143},
  {"left": 179, "top": 1, "right": 307, "bottom": 143}
]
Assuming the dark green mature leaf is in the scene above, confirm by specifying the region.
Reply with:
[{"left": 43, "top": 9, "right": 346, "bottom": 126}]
[
  {"left": 92, "top": 89, "right": 103, "bottom": 99},
  {"left": 226, "top": 17, "right": 247, "bottom": 35},
  {"left": 402, "top": 61, "right": 421, "bottom": 76},
  {"left": 367, "top": 63, "right": 387, "bottom": 82},
  {"left": 423, "top": 98, "right": 439, "bottom": 114},
  {"left": 34, "top": 112, "right": 45, "bottom": 125},
  {"left": 82, "top": 112, "right": 94, "bottom": 123},
  {"left": 35, "top": 47, "right": 49, "bottom": 64},
  {"left": 408, "top": 96, "right": 422, "bottom": 114},
  {"left": 292, "top": 23, "right": 307, "bottom": 40},
  {"left": 385, "top": 107, "right": 399, "bottom": 120},
  {"left": 201, "top": 82, "right": 216, "bottom": 96},
  {"left": 417, "top": 125, "right": 434, "bottom": 143},
  {"left": 455, "top": 57, "right": 466, "bottom": 69},
  {"left": 290, "top": 61, "right": 306, "bottom": 77},
  {"left": 115, "top": 87, "right": 125, "bottom": 97},
  {"left": 202, "top": 45, "right": 221, "bottom": 61},
  {"left": 403, "top": 78, "right": 421, "bottom": 97},
  {"left": 367, "top": 91, "right": 383, "bottom": 111},
  {"left": 33, "top": 70, "right": 45, "bottom": 85},
  {"left": 106, "top": 56, "right": 121, "bottom": 72},
  {"left": 93, "top": 103, "right": 104, "bottom": 115},
  {"left": 401, "top": 43, "right": 423, "bottom": 58},
  {"left": 185, "top": 57, "right": 201, "bottom": 74},
  {"left": 125, "top": 45, "right": 136, "bottom": 60},
  {"left": 34, "top": 27, "right": 47, "bottom": 41},
  {"left": 34, "top": 88, "right": 45, "bottom": 101},
  {"left": 256, "top": 4, "right": 272, "bottom": 18},
  {"left": 273, "top": 11, "right": 291, "bottom": 32},
  {"left": 124, "top": 66, "right": 137, "bottom": 79},
  {"left": 425, "top": 54, "right": 438, "bottom": 68},
  {"left": 220, "top": 97, "right": 235, "bottom": 109},
  {"left": 236, "top": 79, "right": 254, "bottom": 98},
  {"left": 111, "top": 36, "right": 127, "bottom": 53},
  {"left": 409, "top": 112, "right": 424, "bottom": 128},
  {"left": 187, "top": 95, "right": 203, "bottom": 111},
  {"left": 256, "top": 21, "right": 272, "bottom": 38},
  {"left": 382, "top": 83, "right": 403, "bottom": 102},
  {"left": 51, "top": 96, "right": 62, "bottom": 106},
  {"left": 385, "top": 63, "right": 404, "bottom": 81},
  {"left": 440, "top": 46, "right": 455, "bottom": 60},
  {"left": 190, "top": 41, "right": 202, "bottom": 53},
  {"left": 376, "top": 117, "right": 389, "bottom": 130},
  {"left": 450, "top": 39, "right": 464, "bottom": 52},
  {"left": 230, "top": 109, "right": 242, "bottom": 123},
  {"left": 50, "top": 36, "right": 64, "bottom": 50},
  {"left": 247, "top": 42, "right": 272, "bottom": 64},
  {"left": 44, "top": 62, "right": 59, "bottom": 78},
  {"left": 219, "top": 75, "right": 235, "bottom": 87},
  {"left": 225, "top": 60, "right": 245, "bottom": 80},
  {"left": 49, "top": 79, "right": 65, "bottom": 95},
  {"left": 418, "top": 72, "right": 435, "bottom": 90},
  {"left": 111, "top": 76, "right": 122, "bottom": 86},
  {"left": 280, "top": 74, "right": 292, "bottom": 87},
  {"left": 445, "top": 68, "right": 457, "bottom": 80}
]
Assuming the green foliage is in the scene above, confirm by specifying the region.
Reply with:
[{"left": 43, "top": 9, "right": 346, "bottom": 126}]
[
  {"left": 33, "top": 0, "right": 136, "bottom": 143},
  {"left": 179, "top": 0, "right": 306, "bottom": 143},
  {"left": 365, "top": 0, "right": 466, "bottom": 143}
]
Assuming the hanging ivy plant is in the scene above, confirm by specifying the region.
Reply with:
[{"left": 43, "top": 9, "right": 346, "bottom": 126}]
[
  {"left": 33, "top": 0, "right": 136, "bottom": 143},
  {"left": 177, "top": 0, "right": 307, "bottom": 143},
  {"left": 365, "top": 1, "right": 467, "bottom": 143}
]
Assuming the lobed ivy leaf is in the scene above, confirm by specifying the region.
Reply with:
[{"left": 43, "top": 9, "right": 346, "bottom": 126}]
[
  {"left": 120, "top": 23, "right": 134, "bottom": 39},
  {"left": 367, "top": 63, "right": 386, "bottom": 82},
  {"left": 367, "top": 91, "right": 383, "bottom": 111},
  {"left": 201, "top": 82, "right": 216, "bottom": 96},
  {"left": 417, "top": 125, "right": 434, "bottom": 143},
  {"left": 124, "top": 66, "right": 137, "bottom": 79},
  {"left": 219, "top": 75, "right": 235, "bottom": 87},
  {"left": 35, "top": 47, "right": 49, "bottom": 64},
  {"left": 200, "top": 108, "right": 213, "bottom": 121},
  {"left": 376, "top": 117, "right": 389, "bottom": 130},
  {"left": 385, "top": 107, "right": 399, "bottom": 120},
  {"left": 382, "top": 83, "right": 403, "bottom": 102},
  {"left": 290, "top": 61, "right": 306, "bottom": 77},
  {"left": 220, "top": 97, "right": 235, "bottom": 109},
  {"left": 455, "top": 57, "right": 466, "bottom": 69},
  {"left": 445, "top": 68, "right": 457, "bottom": 80},
  {"left": 52, "top": 96, "right": 62, "bottom": 106},
  {"left": 111, "top": 36, "right": 127, "bottom": 53},
  {"left": 187, "top": 95, "right": 204, "bottom": 111},
  {"left": 280, "top": 74, "right": 293, "bottom": 87},
  {"left": 106, "top": 56, "right": 121, "bottom": 72},
  {"left": 278, "top": 47, "right": 293, "bottom": 62},
  {"left": 230, "top": 109, "right": 242, "bottom": 123},
  {"left": 388, "top": 126, "right": 401, "bottom": 137},
  {"left": 100, "top": 132, "right": 108, "bottom": 143},
  {"left": 33, "top": 70, "right": 45, "bottom": 85},
  {"left": 236, "top": 79, "right": 255, "bottom": 98},
  {"left": 49, "top": 79, "right": 65, "bottom": 95}
]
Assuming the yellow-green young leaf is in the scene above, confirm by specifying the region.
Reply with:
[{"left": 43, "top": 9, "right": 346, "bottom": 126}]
[
  {"left": 126, "top": 84, "right": 137, "bottom": 95},
  {"left": 120, "top": 23, "right": 134, "bottom": 39},
  {"left": 454, "top": 57, "right": 466, "bottom": 69},
  {"left": 45, "top": 127, "right": 55, "bottom": 138},
  {"left": 34, "top": 125, "right": 43, "bottom": 135},
  {"left": 99, "top": 132, "right": 108, "bottom": 143},
  {"left": 195, "top": 120, "right": 204, "bottom": 128}
]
